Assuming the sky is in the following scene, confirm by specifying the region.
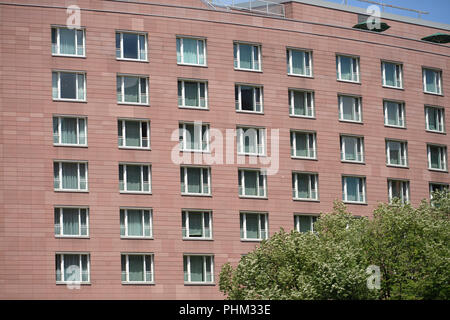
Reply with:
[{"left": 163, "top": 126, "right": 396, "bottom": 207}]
[{"left": 323, "top": 0, "right": 450, "bottom": 25}]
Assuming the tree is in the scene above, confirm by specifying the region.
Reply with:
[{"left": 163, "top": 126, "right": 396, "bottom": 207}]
[{"left": 219, "top": 191, "right": 450, "bottom": 300}]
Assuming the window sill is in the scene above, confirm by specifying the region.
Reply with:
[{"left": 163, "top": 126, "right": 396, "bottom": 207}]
[
  {"left": 56, "top": 282, "right": 91, "bottom": 286},
  {"left": 120, "top": 191, "right": 152, "bottom": 195},
  {"left": 337, "top": 79, "right": 361, "bottom": 85},
  {"left": 55, "top": 235, "right": 90, "bottom": 239},
  {"left": 426, "top": 130, "right": 446, "bottom": 135},
  {"left": 177, "top": 63, "right": 208, "bottom": 68},
  {"left": 184, "top": 282, "right": 215, "bottom": 286},
  {"left": 119, "top": 147, "right": 151, "bottom": 151},
  {"left": 117, "top": 102, "right": 149, "bottom": 107},
  {"left": 54, "top": 189, "right": 89, "bottom": 193},
  {"left": 289, "top": 115, "right": 316, "bottom": 119},
  {"left": 182, "top": 237, "right": 214, "bottom": 241},
  {"left": 341, "top": 160, "right": 365, "bottom": 165},
  {"left": 116, "top": 58, "right": 149, "bottom": 63},
  {"left": 287, "top": 73, "right": 313, "bottom": 78},
  {"left": 236, "top": 110, "right": 264, "bottom": 115},
  {"left": 428, "top": 168, "right": 449, "bottom": 173},
  {"left": 178, "top": 106, "right": 209, "bottom": 111},
  {"left": 240, "top": 238, "right": 265, "bottom": 242},
  {"left": 339, "top": 119, "right": 364, "bottom": 125},
  {"left": 386, "top": 164, "right": 409, "bottom": 169},
  {"left": 382, "top": 85, "right": 404, "bottom": 90},
  {"left": 237, "top": 153, "right": 266, "bottom": 157},
  {"left": 343, "top": 201, "right": 367, "bottom": 205},
  {"left": 121, "top": 282, "right": 155, "bottom": 285},
  {"left": 234, "top": 68, "right": 262, "bottom": 73},
  {"left": 424, "top": 91, "right": 444, "bottom": 97},
  {"left": 385, "top": 124, "right": 407, "bottom": 130},
  {"left": 181, "top": 193, "right": 212, "bottom": 197},
  {"left": 293, "top": 198, "right": 320, "bottom": 202},
  {"left": 180, "top": 150, "right": 211, "bottom": 154},
  {"left": 120, "top": 236, "right": 153, "bottom": 240},
  {"left": 54, "top": 144, "right": 88, "bottom": 148},
  {"left": 291, "top": 156, "right": 317, "bottom": 161},
  {"left": 53, "top": 99, "right": 87, "bottom": 103},
  {"left": 52, "top": 54, "right": 86, "bottom": 59},
  {"left": 239, "top": 195, "right": 268, "bottom": 200}
]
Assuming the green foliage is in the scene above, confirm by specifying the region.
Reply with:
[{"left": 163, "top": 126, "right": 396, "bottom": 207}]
[{"left": 219, "top": 192, "right": 450, "bottom": 300}]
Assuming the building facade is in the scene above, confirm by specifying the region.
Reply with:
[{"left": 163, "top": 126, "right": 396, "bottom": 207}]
[{"left": 0, "top": 0, "right": 448, "bottom": 299}]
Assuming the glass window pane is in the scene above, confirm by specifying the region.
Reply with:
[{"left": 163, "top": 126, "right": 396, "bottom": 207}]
[
  {"left": 244, "top": 171, "right": 257, "bottom": 196},
  {"left": 291, "top": 50, "right": 304, "bottom": 75},
  {"left": 425, "top": 69, "right": 437, "bottom": 93},
  {"left": 345, "top": 177, "right": 358, "bottom": 202},
  {"left": 339, "top": 56, "right": 352, "bottom": 80},
  {"left": 245, "top": 214, "right": 259, "bottom": 239},
  {"left": 187, "top": 168, "right": 201, "bottom": 193},
  {"left": 184, "top": 82, "right": 199, "bottom": 107},
  {"left": 182, "top": 38, "right": 198, "bottom": 64},
  {"left": 239, "top": 44, "right": 252, "bottom": 69},
  {"left": 127, "top": 210, "right": 143, "bottom": 236},
  {"left": 341, "top": 96, "right": 355, "bottom": 120},
  {"left": 298, "top": 216, "right": 312, "bottom": 233},
  {"left": 60, "top": 118, "right": 77, "bottom": 144},
  {"left": 62, "top": 208, "right": 79, "bottom": 235},
  {"left": 125, "top": 121, "right": 140, "bottom": 147},
  {"left": 123, "top": 77, "right": 139, "bottom": 103},
  {"left": 295, "top": 133, "right": 308, "bottom": 157},
  {"left": 386, "top": 102, "right": 399, "bottom": 126},
  {"left": 128, "top": 255, "right": 144, "bottom": 281},
  {"left": 126, "top": 165, "right": 142, "bottom": 191},
  {"left": 293, "top": 91, "right": 305, "bottom": 115},
  {"left": 64, "top": 254, "right": 80, "bottom": 282},
  {"left": 123, "top": 33, "right": 138, "bottom": 59},
  {"left": 59, "top": 28, "right": 76, "bottom": 55},
  {"left": 62, "top": 163, "right": 78, "bottom": 189},
  {"left": 240, "top": 86, "right": 254, "bottom": 111},
  {"left": 189, "top": 213, "right": 203, "bottom": 237},
  {"left": 60, "top": 73, "right": 77, "bottom": 99},
  {"left": 384, "top": 63, "right": 396, "bottom": 86},
  {"left": 190, "top": 256, "right": 204, "bottom": 282}
]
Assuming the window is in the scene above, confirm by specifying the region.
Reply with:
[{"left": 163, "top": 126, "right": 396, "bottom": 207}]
[
  {"left": 292, "top": 172, "right": 318, "bottom": 201},
  {"left": 179, "top": 122, "right": 209, "bottom": 152},
  {"left": 53, "top": 116, "right": 87, "bottom": 146},
  {"left": 382, "top": 61, "right": 403, "bottom": 88},
  {"left": 54, "top": 161, "right": 88, "bottom": 191},
  {"left": 427, "top": 144, "right": 448, "bottom": 171},
  {"left": 52, "top": 71, "right": 86, "bottom": 101},
  {"left": 388, "top": 179, "right": 410, "bottom": 203},
  {"left": 425, "top": 106, "right": 445, "bottom": 133},
  {"left": 423, "top": 68, "right": 442, "bottom": 95},
  {"left": 340, "top": 135, "right": 364, "bottom": 163},
  {"left": 291, "top": 131, "right": 316, "bottom": 159},
  {"left": 118, "top": 119, "right": 150, "bottom": 149},
  {"left": 386, "top": 140, "right": 408, "bottom": 167},
  {"left": 289, "top": 89, "right": 314, "bottom": 118},
  {"left": 55, "top": 253, "right": 90, "bottom": 284},
  {"left": 287, "top": 48, "right": 312, "bottom": 77},
  {"left": 294, "top": 215, "right": 317, "bottom": 233},
  {"left": 342, "top": 176, "right": 366, "bottom": 203},
  {"left": 430, "top": 183, "right": 449, "bottom": 199},
  {"left": 178, "top": 80, "right": 207, "bottom": 109},
  {"left": 240, "top": 212, "right": 268, "bottom": 241},
  {"left": 234, "top": 42, "right": 261, "bottom": 71},
  {"left": 176, "top": 37, "right": 206, "bottom": 66},
  {"left": 54, "top": 207, "right": 89, "bottom": 237},
  {"left": 116, "top": 75, "right": 148, "bottom": 105},
  {"left": 237, "top": 126, "right": 266, "bottom": 156},
  {"left": 119, "top": 164, "right": 151, "bottom": 193},
  {"left": 384, "top": 101, "right": 405, "bottom": 128},
  {"left": 336, "top": 55, "right": 360, "bottom": 82},
  {"left": 235, "top": 84, "right": 263, "bottom": 113},
  {"left": 51, "top": 27, "right": 85, "bottom": 56},
  {"left": 183, "top": 255, "right": 214, "bottom": 284},
  {"left": 115, "top": 31, "right": 147, "bottom": 61},
  {"left": 180, "top": 166, "right": 211, "bottom": 195},
  {"left": 182, "top": 210, "right": 212, "bottom": 239},
  {"left": 121, "top": 254, "right": 154, "bottom": 283},
  {"left": 338, "top": 95, "right": 362, "bottom": 122},
  {"left": 120, "top": 209, "right": 152, "bottom": 238},
  {"left": 238, "top": 169, "right": 267, "bottom": 198}
]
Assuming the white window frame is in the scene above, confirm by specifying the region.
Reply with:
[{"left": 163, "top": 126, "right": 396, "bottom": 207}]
[
  {"left": 234, "top": 42, "right": 261, "bottom": 71},
  {"left": 178, "top": 79, "right": 208, "bottom": 109},
  {"left": 338, "top": 95, "right": 362, "bottom": 123},
  {"left": 118, "top": 119, "right": 150, "bottom": 149},
  {"left": 386, "top": 140, "right": 408, "bottom": 167},
  {"left": 240, "top": 212, "right": 268, "bottom": 241},
  {"left": 179, "top": 122, "right": 210, "bottom": 153},
  {"left": 121, "top": 253, "right": 154, "bottom": 284},
  {"left": 119, "top": 163, "right": 152, "bottom": 193},
  {"left": 52, "top": 71, "right": 86, "bottom": 102},
  {"left": 183, "top": 254, "right": 214, "bottom": 284},
  {"left": 53, "top": 115, "right": 87, "bottom": 146},
  {"left": 117, "top": 74, "right": 149, "bottom": 105},
  {"left": 292, "top": 172, "right": 319, "bottom": 201},
  {"left": 336, "top": 55, "right": 360, "bottom": 83},
  {"left": 235, "top": 84, "right": 263, "bottom": 113},
  {"left": 51, "top": 26, "right": 85, "bottom": 57},
  {"left": 388, "top": 179, "right": 410, "bottom": 204},
  {"left": 115, "top": 31, "right": 148, "bottom": 62},
  {"left": 237, "top": 126, "right": 266, "bottom": 156},
  {"left": 54, "top": 207, "right": 89, "bottom": 238},
  {"left": 423, "top": 67, "right": 442, "bottom": 95},
  {"left": 120, "top": 208, "right": 153, "bottom": 239},
  {"left": 384, "top": 100, "right": 405, "bottom": 128},
  {"left": 287, "top": 48, "right": 313, "bottom": 77},
  {"left": 180, "top": 166, "right": 211, "bottom": 196},
  {"left": 289, "top": 89, "right": 315, "bottom": 118},
  {"left": 427, "top": 144, "right": 448, "bottom": 172},
  {"left": 238, "top": 168, "right": 267, "bottom": 198},
  {"left": 182, "top": 210, "right": 213, "bottom": 240},
  {"left": 176, "top": 37, "right": 207, "bottom": 66},
  {"left": 54, "top": 161, "right": 88, "bottom": 192},
  {"left": 382, "top": 61, "right": 403, "bottom": 89},
  {"left": 294, "top": 214, "right": 318, "bottom": 233},
  {"left": 291, "top": 130, "right": 317, "bottom": 159},
  {"left": 425, "top": 106, "right": 445, "bottom": 133},
  {"left": 342, "top": 175, "right": 366, "bottom": 204},
  {"left": 340, "top": 135, "right": 364, "bottom": 163},
  {"left": 55, "top": 253, "right": 90, "bottom": 284}
]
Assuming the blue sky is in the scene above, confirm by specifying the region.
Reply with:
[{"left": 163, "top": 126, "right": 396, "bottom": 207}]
[{"left": 323, "top": 0, "right": 450, "bottom": 25}]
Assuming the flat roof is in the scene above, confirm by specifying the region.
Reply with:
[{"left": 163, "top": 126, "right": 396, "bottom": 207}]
[{"left": 274, "top": 0, "right": 450, "bottom": 30}]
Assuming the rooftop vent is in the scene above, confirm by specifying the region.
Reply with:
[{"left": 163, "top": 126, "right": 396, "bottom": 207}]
[{"left": 421, "top": 33, "right": 450, "bottom": 44}]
